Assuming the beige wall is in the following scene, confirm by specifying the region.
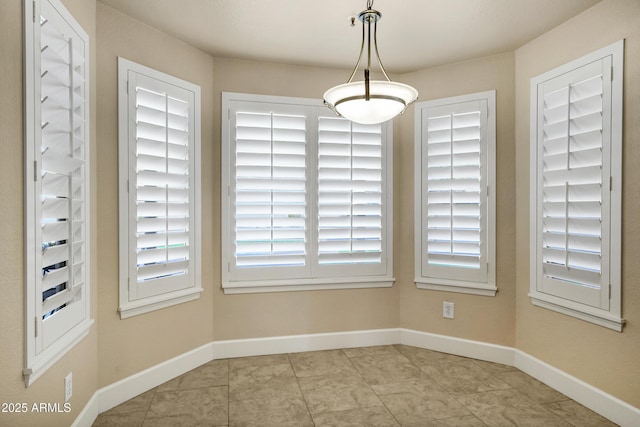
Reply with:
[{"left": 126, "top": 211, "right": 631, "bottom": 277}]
[
  {"left": 396, "top": 53, "right": 517, "bottom": 347},
  {"left": 515, "top": 0, "right": 640, "bottom": 407},
  {"left": 0, "top": 0, "right": 99, "bottom": 426},
  {"left": 95, "top": 4, "right": 216, "bottom": 387}
]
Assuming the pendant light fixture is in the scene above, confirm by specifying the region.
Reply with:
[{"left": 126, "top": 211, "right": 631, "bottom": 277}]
[{"left": 323, "top": 0, "right": 418, "bottom": 125}]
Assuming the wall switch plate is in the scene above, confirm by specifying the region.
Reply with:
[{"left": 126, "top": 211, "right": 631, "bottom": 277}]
[
  {"left": 443, "top": 301, "right": 455, "bottom": 319},
  {"left": 64, "top": 372, "right": 72, "bottom": 402}
]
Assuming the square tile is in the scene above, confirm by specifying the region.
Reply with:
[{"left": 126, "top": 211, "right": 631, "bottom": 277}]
[
  {"left": 229, "top": 397, "right": 313, "bottom": 426},
  {"left": 350, "top": 353, "right": 427, "bottom": 385},
  {"left": 312, "top": 406, "right": 400, "bottom": 426},
  {"left": 157, "top": 359, "right": 228, "bottom": 392},
  {"left": 298, "top": 373, "right": 382, "bottom": 414},
  {"left": 471, "top": 359, "right": 517, "bottom": 373},
  {"left": 289, "top": 349, "right": 358, "bottom": 378},
  {"left": 404, "top": 415, "right": 486, "bottom": 427},
  {"left": 143, "top": 386, "right": 228, "bottom": 426},
  {"left": 544, "top": 399, "right": 618, "bottom": 427},
  {"left": 395, "top": 344, "right": 469, "bottom": 365},
  {"left": 229, "top": 361, "right": 301, "bottom": 402},
  {"left": 343, "top": 345, "right": 400, "bottom": 358},
  {"left": 457, "top": 389, "right": 572, "bottom": 426},
  {"left": 420, "top": 360, "right": 512, "bottom": 395},
  {"left": 92, "top": 411, "right": 146, "bottom": 427},
  {"left": 494, "top": 370, "right": 567, "bottom": 404},
  {"left": 373, "top": 379, "right": 470, "bottom": 423},
  {"left": 102, "top": 388, "right": 156, "bottom": 415},
  {"left": 229, "top": 354, "right": 290, "bottom": 370}
]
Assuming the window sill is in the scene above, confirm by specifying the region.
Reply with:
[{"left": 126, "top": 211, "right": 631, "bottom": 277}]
[
  {"left": 119, "top": 287, "right": 204, "bottom": 319},
  {"left": 529, "top": 292, "right": 625, "bottom": 332},
  {"left": 415, "top": 279, "right": 497, "bottom": 297},
  {"left": 24, "top": 318, "right": 94, "bottom": 387},
  {"left": 223, "top": 277, "right": 394, "bottom": 294}
]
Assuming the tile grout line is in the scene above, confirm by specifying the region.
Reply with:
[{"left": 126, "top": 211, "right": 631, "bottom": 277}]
[
  {"left": 287, "top": 352, "right": 316, "bottom": 426},
  {"left": 142, "top": 387, "right": 157, "bottom": 426},
  {"left": 343, "top": 347, "right": 403, "bottom": 426}
]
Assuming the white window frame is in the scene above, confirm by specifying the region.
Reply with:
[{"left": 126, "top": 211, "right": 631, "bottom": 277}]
[
  {"left": 529, "top": 40, "right": 624, "bottom": 331},
  {"left": 414, "top": 91, "right": 497, "bottom": 296},
  {"left": 221, "top": 92, "right": 394, "bottom": 294},
  {"left": 24, "top": 0, "right": 93, "bottom": 386},
  {"left": 118, "top": 58, "right": 202, "bottom": 318}
]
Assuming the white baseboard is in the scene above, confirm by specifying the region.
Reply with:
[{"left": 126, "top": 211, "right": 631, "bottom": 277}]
[
  {"left": 74, "top": 328, "right": 639, "bottom": 427},
  {"left": 96, "top": 341, "right": 214, "bottom": 414},
  {"left": 515, "top": 350, "right": 640, "bottom": 427},
  {"left": 70, "top": 392, "right": 99, "bottom": 427},
  {"left": 212, "top": 328, "right": 400, "bottom": 359},
  {"left": 399, "top": 328, "right": 515, "bottom": 366},
  {"left": 399, "top": 329, "right": 639, "bottom": 426}
]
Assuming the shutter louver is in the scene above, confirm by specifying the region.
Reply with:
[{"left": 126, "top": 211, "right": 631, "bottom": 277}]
[
  {"left": 133, "top": 81, "right": 192, "bottom": 285},
  {"left": 317, "top": 117, "right": 383, "bottom": 267},
  {"left": 234, "top": 111, "right": 307, "bottom": 270},
  {"left": 423, "top": 101, "right": 487, "bottom": 283},
  {"left": 537, "top": 59, "right": 611, "bottom": 307},
  {"left": 36, "top": 0, "right": 88, "bottom": 349}
]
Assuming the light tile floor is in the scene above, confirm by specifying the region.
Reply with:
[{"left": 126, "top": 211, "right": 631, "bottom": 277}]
[{"left": 92, "top": 345, "right": 617, "bottom": 426}]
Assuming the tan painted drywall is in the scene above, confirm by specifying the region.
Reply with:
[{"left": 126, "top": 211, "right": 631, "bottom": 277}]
[
  {"left": 515, "top": 0, "right": 640, "bottom": 407},
  {"left": 95, "top": 3, "right": 216, "bottom": 387},
  {"left": 0, "top": 0, "right": 99, "bottom": 426},
  {"left": 395, "top": 53, "right": 517, "bottom": 347}
]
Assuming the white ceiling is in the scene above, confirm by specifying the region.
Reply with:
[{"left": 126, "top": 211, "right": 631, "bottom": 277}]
[{"left": 98, "top": 0, "right": 601, "bottom": 74}]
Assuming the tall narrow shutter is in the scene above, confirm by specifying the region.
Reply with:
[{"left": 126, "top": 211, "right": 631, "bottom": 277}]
[
  {"left": 232, "top": 108, "right": 308, "bottom": 276},
  {"left": 536, "top": 58, "right": 611, "bottom": 308},
  {"left": 317, "top": 117, "right": 384, "bottom": 272},
  {"left": 129, "top": 74, "right": 195, "bottom": 294},
  {"left": 34, "top": 0, "right": 89, "bottom": 351},
  {"left": 422, "top": 100, "right": 488, "bottom": 283}
]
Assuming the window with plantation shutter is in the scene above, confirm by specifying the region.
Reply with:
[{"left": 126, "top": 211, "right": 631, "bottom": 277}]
[
  {"left": 414, "top": 91, "right": 496, "bottom": 296},
  {"left": 232, "top": 107, "right": 308, "bottom": 280},
  {"left": 24, "top": 0, "right": 92, "bottom": 386},
  {"left": 118, "top": 59, "right": 202, "bottom": 319},
  {"left": 222, "top": 93, "right": 393, "bottom": 293},
  {"left": 317, "top": 117, "right": 386, "bottom": 276},
  {"left": 530, "top": 40, "right": 624, "bottom": 331}
]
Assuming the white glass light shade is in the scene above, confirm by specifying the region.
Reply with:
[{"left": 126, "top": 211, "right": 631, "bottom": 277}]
[{"left": 324, "top": 80, "right": 419, "bottom": 124}]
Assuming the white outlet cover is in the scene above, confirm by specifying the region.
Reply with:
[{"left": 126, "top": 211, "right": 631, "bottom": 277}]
[
  {"left": 65, "top": 372, "right": 72, "bottom": 402},
  {"left": 443, "top": 302, "right": 455, "bottom": 319}
]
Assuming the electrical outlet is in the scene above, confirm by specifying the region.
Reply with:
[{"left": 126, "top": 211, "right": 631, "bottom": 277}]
[
  {"left": 64, "top": 372, "right": 72, "bottom": 402},
  {"left": 443, "top": 301, "right": 455, "bottom": 319}
]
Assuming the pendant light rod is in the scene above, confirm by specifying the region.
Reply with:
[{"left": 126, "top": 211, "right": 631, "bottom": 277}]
[{"left": 345, "top": 2, "right": 391, "bottom": 84}]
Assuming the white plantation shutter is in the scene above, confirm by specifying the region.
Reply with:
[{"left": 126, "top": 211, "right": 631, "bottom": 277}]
[
  {"left": 317, "top": 116, "right": 385, "bottom": 275},
  {"left": 222, "top": 93, "right": 393, "bottom": 292},
  {"left": 230, "top": 103, "right": 309, "bottom": 281},
  {"left": 530, "top": 40, "right": 623, "bottom": 331},
  {"left": 118, "top": 59, "right": 202, "bottom": 318},
  {"left": 25, "top": 0, "right": 92, "bottom": 386},
  {"left": 415, "top": 92, "right": 496, "bottom": 295},
  {"left": 535, "top": 58, "right": 611, "bottom": 308}
]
